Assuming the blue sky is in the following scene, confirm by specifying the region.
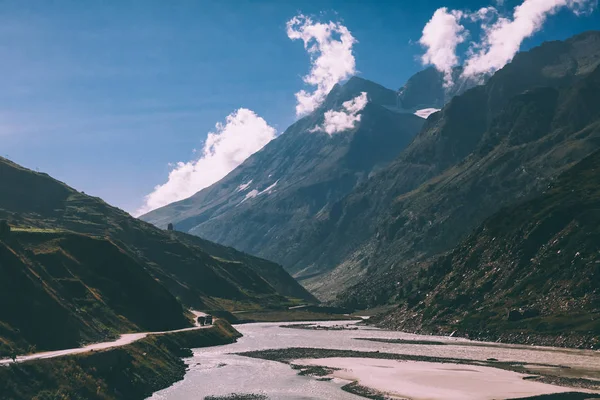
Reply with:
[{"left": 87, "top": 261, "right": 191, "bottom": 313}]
[{"left": 2, "top": 0, "right": 598, "bottom": 213}]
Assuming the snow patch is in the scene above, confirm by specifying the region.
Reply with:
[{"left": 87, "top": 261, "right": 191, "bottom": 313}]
[
  {"left": 241, "top": 189, "right": 259, "bottom": 203},
  {"left": 237, "top": 180, "right": 253, "bottom": 192},
  {"left": 258, "top": 180, "right": 279, "bottom": 196},
  {"left": 238, "top": 181, "right": 279, "bottom": 205},
  {"left": 415, "top": 108, "right": 441, "bottom": 119}
]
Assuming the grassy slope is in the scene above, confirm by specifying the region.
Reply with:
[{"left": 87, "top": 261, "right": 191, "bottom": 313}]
[
  {"left": 0, "top": 156, "right": 314, "bottom": 356},
  {"left": 0, "top": 155, "right": 313, "bottom": 306},
  {"left": 172, "top": 232, "right": 317, "bottom": 303},
  {"left": 0, "top": 229, "right": 190, "bottom": 357},
  {"left": 0, "top": 320, "right": 241, "bottom": 400},
  {"left": 373, "top": 149, "right": 600, "bottom": 347}
]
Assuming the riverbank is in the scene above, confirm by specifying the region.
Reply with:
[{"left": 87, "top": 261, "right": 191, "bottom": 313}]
[
  {"left": 150, "top": 320, "right": 600, "bottom": 399},
  {"left": 238, "top": 347, "right": 600, "bottom": 399},
  {"left": 0, "top": 320, "right": 241, "bottom": 400},
  {"left": 233, "top": 309, "right": 357, "bottom": 323},
  {"left": 238, "top": 346, "right": 600, "bottom": 391},
  {"left": 219, "top": 304, "right": 357, "bottom": 324},
  {"left": 370, "top": 306, "right": 600, "bottom": 350},
  {"left": 295, "top": 357, "right": 596, "bottom": 400}
]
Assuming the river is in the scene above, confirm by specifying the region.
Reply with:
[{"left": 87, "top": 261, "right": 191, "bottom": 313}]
[{"left": 149, "top": 320, "right": 600, "bottom": 400}]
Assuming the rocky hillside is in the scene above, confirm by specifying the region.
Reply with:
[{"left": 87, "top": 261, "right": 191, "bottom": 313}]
[
  {"left": 0, "top": 229, "right": 189, "bottom": 357},
  {"left": 307, "top": 30, "right": 600, "bottom": 300},
  {"left": 372, "top": 148, "right": 600, "bottom": 348},
  {"left": 140, "top": 31, "right": 600, "bottom": 315},
  {"left": 397, "top": 66, "right": 480, "bottom": 111},
  {"left": 0, "top": 156, "right": 315, "bottom": 356},
  {"left": 170, "top": 231, "right": 316, "bottom": 304},
  {"left": 140, "top": 77, "right": 425, "bottom": 272}
]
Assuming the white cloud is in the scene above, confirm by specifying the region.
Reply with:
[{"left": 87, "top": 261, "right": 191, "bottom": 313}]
[
  {"left": 569, "top": 0, "right": 599, "bottom": 15},
  {"left": 414, "top": 108, "right": 441, "bottom": 119},
  {"left": 468, "top": 7, "right": 499, "bottom": 22},
  {"left": 419, "top": 8, "right": 468, "bottom": 87},
  {"left": 463, "top": 0, "right": 597, "bottom": 78},
  {"left": 136, "top": 108, "right": 276, "bottom": 216},
  {"left": 311, "top": 92, "right": 368, "bottom": 135},
  {"left": 420, "top": 1, "right": 597, "bottom": 83},
  {"left": 287, "top": 14, "right": 357, "bottom": 116}
]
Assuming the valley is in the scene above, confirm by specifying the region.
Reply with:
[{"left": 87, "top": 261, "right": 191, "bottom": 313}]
[
  {"left": 142, "top": 31, "right": 600, "bottom": 314},
  {"left": 1, "top": 4, "right": 599, "bottom": 398},
  {"left": 0, "top": 156, "right": 316, "bottom": 358}
]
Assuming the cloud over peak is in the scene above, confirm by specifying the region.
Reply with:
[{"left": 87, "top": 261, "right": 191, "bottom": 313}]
[
  {"left": 419, "top": 7, "right": 468, "bottom": 87},
  {"left": 287, "top": 14, "right": 357, "bottom": 116},
  {"left": 419, "top": 0, "right": 598, "bottom": 82},
  {"left": 311, "top": 91, "right": 368, "bottom": 135},
  {"left": 464, "top": 0, "right": 597, "bottom": 77},
  {"left": 139, "top": 14, "right": 358, "bottom": 215},
  {"left": 136, "top": 108, "right": 276, "bottom": 216}
]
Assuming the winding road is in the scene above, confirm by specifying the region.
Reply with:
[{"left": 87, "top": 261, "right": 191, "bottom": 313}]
[{"left": 0, "top": 311, "right": 210, "bottom": 366}]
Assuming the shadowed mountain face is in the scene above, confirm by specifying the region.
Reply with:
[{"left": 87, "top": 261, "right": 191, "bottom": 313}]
[
  {"left": 321, "top": 31, "right": 600, "bottom": 303},
  {"left": 140, "top": 77, "right": 425, "bottom": 274},
  {"left": 372, "top": 148, "right": 600, "bottom": 347},
  {"left": 397, "top": 66, "right": 481, "bottom": 111},
  {"left": 0, "top": 230, "right": 189, "bottom": 357},
  {"left": 0, "top": 157, "right": 315, "bottom": 356},
  {"left": 143, "top": 31, "right": 600, "bottom": 314}
]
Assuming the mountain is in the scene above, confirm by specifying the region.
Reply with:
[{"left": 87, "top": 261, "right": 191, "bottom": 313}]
[
  {"left": 0, "top": 156, "right": 314, "bottom": 357},
  {"left": 140, "top": 77, "right": 425, "bottom": 274},
  {"left": 168, "top": 231, "right": 316, "bottom": 303},
  {"left": 303, "top": 30, "right": 600, "bottom": 300},
  {"left": 371, "top": 148, "right": 600, "bottom": 347},
  {"left": 141, "top": 31, "right": 600, "bottom": 312},
  {"left": 397, "top": 66, "right": 481, "bottom": 111},
  {"left": 0, "top": 228, "right": 189, "bottom": 358}
]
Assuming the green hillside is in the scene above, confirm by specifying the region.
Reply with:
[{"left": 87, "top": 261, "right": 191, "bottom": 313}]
[
  {"left": 373, "top": 149, "right": 600, "bottom": 347},
  {"left": 0, "top": 229, "right": 189, "bottom": 357},
  {"left": 0, "top": 156, "right": 315, "bottom": 356}
]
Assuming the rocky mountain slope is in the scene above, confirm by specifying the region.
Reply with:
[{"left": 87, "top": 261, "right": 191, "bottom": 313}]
[
  {"left": 397, "top": 66, "right": 480, "bottom": 111},
  {"left": 0, "top": 156, "right": 314, "bottom": 356},
  {"left": 372, "top": 148, "right": 600, "bottom": 348},
  {"left": 306, "top": 30, "right": 600, "bottom": 300},
  {"left": 140, "top": 77, "right": 425, "bottom": 272},
  {"left": 0, "top": 229, "right": 189, "bottom": 357},
  {"left": 141, "top": 31, "right": 600, "bottom": 315}
]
